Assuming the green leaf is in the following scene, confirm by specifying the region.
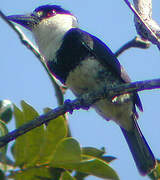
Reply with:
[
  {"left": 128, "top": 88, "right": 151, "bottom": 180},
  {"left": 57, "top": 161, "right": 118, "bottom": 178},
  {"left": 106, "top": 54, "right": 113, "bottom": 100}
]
[
  {"left": 49, "top": 168, "right": 64, "bottom": 179},
  {"left": 50, "top": 138, "right": 119, "bottom": 180},
  {"left": 0, "top": 119, "right": 8, "bottom": 140},
  {"left": 82, "top": 147, "right": 105, "bottom": 157},
  {"left": 10, "top": 166, "right": 54, "bottom": 180},
  {"left": 53, "top": 157, "right": 119, "bottom": 180},
  {"left": 74, "top": 171, "right": 88, "bottom": 180},
  {"left": 148, "top": 159, "right": 160, "bottom": 179},
  {"left": 73, "top": 158, "right": 116, "bottom": 179},
  {"left": 0, "top": 169, "right": 5, "bottom": 180},
  {"left": 53, "top": 137, "right": 81, "bottom": 163},
  {"left": 58, "top": 157, "right": 119, "bottom": 180},
  {"left": 82, "top": 147, "right": 116, "bottom": 163},
  {"left": 35, "top": 114, "right": 68, "bottom": 164},
  {"left": 0, "top": 120, "right": 9, "bottom": 161},
  {"left": 101, "top": 156, "right": 116, "bottom": 163},
  {"left": 13, "top": 101, "right": 45, "bottom": 167},
  {"left": 0, "top": 153, "right": 15, "bottom": 171},
  {"left": 0, "top": 100, "right": 13, "bottom": 123},
  {"left": 61, "top": 171, "right": 75, "bottom": 180}
]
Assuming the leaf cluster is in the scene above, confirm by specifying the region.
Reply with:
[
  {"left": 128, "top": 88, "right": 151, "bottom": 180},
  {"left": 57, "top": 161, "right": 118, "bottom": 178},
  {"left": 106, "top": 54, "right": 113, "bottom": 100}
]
[{"left": 0, "top": 100, "right": 118, "bottom": 180}]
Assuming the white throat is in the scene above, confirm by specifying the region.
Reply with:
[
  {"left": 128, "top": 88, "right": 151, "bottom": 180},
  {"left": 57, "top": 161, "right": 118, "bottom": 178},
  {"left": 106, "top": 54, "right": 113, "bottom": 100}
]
[{"left": 32, "top": 14, "right": 78, "bottom": 60}]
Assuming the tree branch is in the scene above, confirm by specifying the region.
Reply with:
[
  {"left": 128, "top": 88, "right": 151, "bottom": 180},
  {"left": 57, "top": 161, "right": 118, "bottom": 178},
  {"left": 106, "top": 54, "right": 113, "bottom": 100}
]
[
  {"left": 1, "top": 7, "right": 160, "bottom": 149},
  {"left": 0, "top": 10, "right": 64, "bottom": 105},
  {"left": 124, "top": 0, "right": 160, "bottom": 50},
  {"left": 0, "top": 78, "right": 160, "bottom": 148},
  {"left": 115, "top": 36, "right": 150, "bottom": 57}
]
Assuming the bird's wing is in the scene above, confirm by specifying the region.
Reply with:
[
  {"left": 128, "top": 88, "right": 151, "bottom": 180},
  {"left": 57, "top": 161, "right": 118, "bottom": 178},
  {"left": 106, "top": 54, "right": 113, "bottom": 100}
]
[{"left": 65, "top": 28, "right": 143, "bottom": 112}]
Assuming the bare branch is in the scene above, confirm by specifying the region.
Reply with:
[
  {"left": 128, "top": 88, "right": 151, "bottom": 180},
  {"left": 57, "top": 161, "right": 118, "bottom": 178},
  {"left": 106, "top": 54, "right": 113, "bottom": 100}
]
[
  {"left": 115, "top": 36, "right": 150, "bottom": 57},
  {"left": 0, "top": 78, "right": 160, "bottom": 148},
  {"left": 124, "top": 0, "right": 160, "bottom": 49},
  {"left": 1, "top": 7, "right": 160, "bottom": 149},
  {"left": 0, "top": 11, "right": 40, "bottom": 58},
  {"left": 133, "top": 0, "right": 152, "bottom": 19},
  {"left": 0, "top": 10, "right": 64, "bottom": 105}
]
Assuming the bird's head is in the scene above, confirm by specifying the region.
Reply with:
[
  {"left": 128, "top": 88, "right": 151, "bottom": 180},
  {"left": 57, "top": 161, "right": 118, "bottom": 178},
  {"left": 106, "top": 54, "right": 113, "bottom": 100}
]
[
  {"left": 7, "top": 5, "right": 79, "bottom": 59},
  {"left": 7, "top": 5, "right": 78, "bottom": 31}
]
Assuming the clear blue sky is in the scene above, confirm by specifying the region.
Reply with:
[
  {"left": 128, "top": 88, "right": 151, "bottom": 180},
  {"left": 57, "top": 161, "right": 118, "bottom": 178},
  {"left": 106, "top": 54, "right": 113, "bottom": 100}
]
[{"left": 1, "top": 0, "right": 160, "bottom": 179}]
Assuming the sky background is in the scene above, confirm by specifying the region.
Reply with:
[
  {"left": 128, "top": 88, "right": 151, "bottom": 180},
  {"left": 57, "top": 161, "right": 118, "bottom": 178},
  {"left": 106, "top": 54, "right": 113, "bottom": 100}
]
[{"left": 1, "top": 0, "right": 160, "bottom": 180}]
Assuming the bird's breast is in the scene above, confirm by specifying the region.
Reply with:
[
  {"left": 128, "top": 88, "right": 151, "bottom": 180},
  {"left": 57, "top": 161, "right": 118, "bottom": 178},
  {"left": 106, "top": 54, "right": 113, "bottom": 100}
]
[
  {"left": 66, "top": 57, "right": 123, "bottom": 95},
  {"left": 66, "top": 57, "right": 134, "bottom": 130},
  {"left": 66, "top": 57, "right": 106, "bottom": 95}
]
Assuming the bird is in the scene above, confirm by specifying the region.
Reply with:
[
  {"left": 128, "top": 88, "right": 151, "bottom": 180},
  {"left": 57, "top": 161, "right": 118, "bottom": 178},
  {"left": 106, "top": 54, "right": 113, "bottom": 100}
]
[{"left": 7, "top": 4, "right": 156, "bottom": 175}]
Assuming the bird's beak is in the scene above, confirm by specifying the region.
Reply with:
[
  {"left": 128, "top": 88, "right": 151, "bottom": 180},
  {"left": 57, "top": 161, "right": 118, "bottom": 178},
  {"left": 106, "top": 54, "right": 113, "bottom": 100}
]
[{"left": 7, "top": 14, "right": 40, "bottom": 30}]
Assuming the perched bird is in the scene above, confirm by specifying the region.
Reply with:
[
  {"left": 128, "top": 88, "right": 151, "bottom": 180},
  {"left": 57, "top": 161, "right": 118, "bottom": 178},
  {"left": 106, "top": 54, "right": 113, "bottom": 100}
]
[{"left": 7, "top": 5, "right": 156, "bottom": 175}]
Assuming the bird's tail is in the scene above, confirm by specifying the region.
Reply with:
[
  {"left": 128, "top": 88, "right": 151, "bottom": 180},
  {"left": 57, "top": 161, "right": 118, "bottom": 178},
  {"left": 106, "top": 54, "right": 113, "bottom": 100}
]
[{"left": 121, "top": 119, "right": 156, "bottom": 175}]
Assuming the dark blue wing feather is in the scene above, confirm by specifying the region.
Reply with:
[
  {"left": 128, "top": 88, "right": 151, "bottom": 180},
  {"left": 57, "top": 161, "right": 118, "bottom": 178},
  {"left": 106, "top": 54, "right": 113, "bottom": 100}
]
[{"left": 67, "top": 28, "right": 143, "bottom": 111}]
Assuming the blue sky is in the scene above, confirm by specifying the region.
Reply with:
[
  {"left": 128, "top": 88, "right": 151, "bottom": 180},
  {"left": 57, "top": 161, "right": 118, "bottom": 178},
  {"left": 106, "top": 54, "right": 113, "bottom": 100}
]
[{"left": 1, "top": 0, "right": 160, "bottom": 180}]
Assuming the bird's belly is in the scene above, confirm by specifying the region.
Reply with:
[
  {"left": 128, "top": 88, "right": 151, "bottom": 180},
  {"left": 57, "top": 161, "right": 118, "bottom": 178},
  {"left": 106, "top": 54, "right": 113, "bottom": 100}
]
[
  {"left": 66, "top": 58, "right": 134, "bottom": 130},
  {"left": 94, "top": 98, "right": 133, "bottom": 130}
]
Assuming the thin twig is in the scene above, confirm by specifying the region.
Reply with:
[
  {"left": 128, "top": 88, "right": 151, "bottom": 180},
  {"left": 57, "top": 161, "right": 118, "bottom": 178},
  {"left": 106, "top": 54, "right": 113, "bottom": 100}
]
[
  {"left": 0, "top": 10, "right": 40, "bottom": 58},
  {"left": 0, "top": 78, "right": 160, "bottom": 148},
  {"left": 115, "top": 36, "right": 150, "bottom": 57},
  {"left": 124, "top": 0, "right": 160, "bottom": 50},
  {"left": 124, "top": 0, "right": 156, "bottom": 39},
  {"left": 0, "top": 10, "right": 64, "bottom": 105}
]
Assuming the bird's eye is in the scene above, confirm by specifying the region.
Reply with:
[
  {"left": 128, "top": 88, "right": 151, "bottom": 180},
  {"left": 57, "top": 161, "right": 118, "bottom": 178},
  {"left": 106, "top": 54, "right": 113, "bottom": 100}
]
[
  {"left": 52, "top": 10, "right": 56, "bottom": 14},
  {"left": 46, "top": 10, "right": 56, "bottom": 17}
]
